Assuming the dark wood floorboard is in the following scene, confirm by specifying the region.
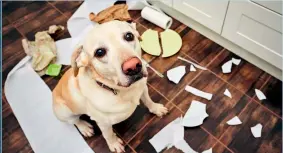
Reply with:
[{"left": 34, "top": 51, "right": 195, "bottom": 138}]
[
  {"left": 173, "top": 70, "right": 250, "bottom": 139},
  {"left": 220, "top": 101, "right": 282, "bottom": 153},
  {"left": 2, "top": 2, "right": 282, "bottom": 153}
]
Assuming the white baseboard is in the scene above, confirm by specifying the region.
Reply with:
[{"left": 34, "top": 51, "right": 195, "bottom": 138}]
[{"left": 148, "top": 1, "right": 282, "bottom": 80}]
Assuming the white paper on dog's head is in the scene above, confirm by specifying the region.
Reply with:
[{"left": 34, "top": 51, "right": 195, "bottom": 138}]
[
  {"left": 149, "top": 117, "right": 197, "bottom": 153},
  {"left": 227, "top": 116, "right": 242, "bottom": 125},
  {"left": 67, "top": 0, "right": 145, "bottom": 49},
  {"left": 224, "top": 89, "right": 232, "bottom": 98},
  {"left": 255, "top": 89, "right": 266, "bottom": 100},
  {"left": 182, "top": 100, "right": 209, "bottom": 127},
  {"left": 202, "top": 148, "right": 213, "bottom": 153},
  {"left": 251, "top": 123, "right": 263, "bottom": 138},
  {"left": 167, "top": 66, "right": 186, "bottom": 84},
  {"left": 185, "top": 85, "right": 213, "bottom": 100},
  {"left": 190, "top": 64, "right": 196, "bottom": 72}
]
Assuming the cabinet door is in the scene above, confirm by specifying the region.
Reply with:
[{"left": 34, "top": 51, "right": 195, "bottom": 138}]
[
  {"left": 222, "top": 1, "right": 282, "bottom": 69},
  {"left": 160, "top": 0, "right": 172, "bottom": 7},
  {"left": 173, "top": 0, "right": 228, "bottom": 34}
]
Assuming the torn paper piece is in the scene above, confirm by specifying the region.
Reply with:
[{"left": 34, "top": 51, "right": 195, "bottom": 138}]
[
  {"left": 178, "top": 56, "right": 207, "bottom": 70},
  {"left": 149, "top": 117, "right": 197, "bottom": 153},
  {"left": 149, "top": 117, "right": 182, "bottom": 152},
  {"left": 221, "top": 60, "right": 233, "bottom": 73},
  {"left": 182, "top": 100, "right": 208, "bottom": 127},
  {"left": 227, "top": 116, "right": 242, "bottom": 125},
  {"left": 167, "top": 66, "right": 186, "bottom": 84},
  {"left": 202, "top": 148, "right": 213, "bottom": 153},
  {"left": 185, "top": 85, "right": 213, "bottom": 100},
  {"left": 255, "top": 89, "right": 266, "bottom": 100},
  {"left": 190, "top": 64, "right": 196, "bottom": 72},
  {"left": 232, "top": 58, "right": 241, "bottom": 65},
  {"left": 251, "top": 123, "right": 263, "bottom": 138},
  {"left": 224, "top": 89, "right": 232, "bottom": 98}
]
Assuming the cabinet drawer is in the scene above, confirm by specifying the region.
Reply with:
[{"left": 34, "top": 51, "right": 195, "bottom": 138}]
[
  {"left": 173, "top": 0, "right": 228, "bottom": 34},
  {"left": 222, "top": 1, "right": 282, "bottom": 69},
  {"left": 252, "top": 1, "right": 282, "bottom": 14}
]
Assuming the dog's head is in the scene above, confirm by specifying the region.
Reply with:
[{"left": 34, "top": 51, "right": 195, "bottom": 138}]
[{"left": 71, "top": 20, "right": 148, "bottom": 87}]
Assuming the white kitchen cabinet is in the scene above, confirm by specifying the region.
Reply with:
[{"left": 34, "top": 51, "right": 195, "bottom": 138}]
[
  {"left": 159, "top": 0, "right": 172, "bottom": 7},
  {"left": 173, "top": 0, "right": 228, "bottom": 34},
  {"left": 149, "top": 0, "right": 283, "bottom": 79},
  {"left": 222, "top": 1, "right": 282, "bottom": 69}
]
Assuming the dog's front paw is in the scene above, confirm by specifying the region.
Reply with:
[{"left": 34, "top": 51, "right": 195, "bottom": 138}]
[
  {"left": 106, "top": 136, "right": 125, "bottom": 153},
  {"left": 150, "top": 103, "right": 168, "bottom": 117},
  {"left": 75, "top": 120, "right": 94, "bottom": 137}
]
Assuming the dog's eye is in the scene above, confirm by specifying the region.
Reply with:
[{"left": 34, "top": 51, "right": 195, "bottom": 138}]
[
  {"left": 94, "top": 48, "right": 106, "bottom": 58},
  {"left": 124, "top": 32, "right": 134, "bottom": 42}
]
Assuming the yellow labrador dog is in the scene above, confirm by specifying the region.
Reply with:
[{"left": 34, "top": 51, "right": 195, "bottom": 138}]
[{"left": 52, "top": 20, "right": 168, "bottom": 152}]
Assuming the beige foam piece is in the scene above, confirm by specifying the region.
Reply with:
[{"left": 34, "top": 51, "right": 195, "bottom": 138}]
[
  {"left": 161, "top": 29, "right": 182, "bottom": 57},
  {"left": 140, "top": 29, "right": 161, "bottom": 56}
]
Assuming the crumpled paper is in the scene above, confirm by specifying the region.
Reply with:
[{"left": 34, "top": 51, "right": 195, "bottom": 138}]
[
  {"left": 89, "top": 3, "right": 132, "bottom": 24},
  {"left": 22, "top": 25, "right": 64, "bottom": 76}
]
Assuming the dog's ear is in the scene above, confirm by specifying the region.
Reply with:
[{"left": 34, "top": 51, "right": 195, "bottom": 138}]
[
  {"left": 71, "top": 46, "right": 89, "bottom": 77},
  {"left": 129, "top": 22, "right": 136, "bottom": 30}
]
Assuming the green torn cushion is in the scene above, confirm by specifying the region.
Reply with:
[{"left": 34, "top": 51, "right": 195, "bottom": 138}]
[
  {"left": 45, "top": 64, "right": 62, "bottom": 76},
  {"left": 140, "top": 29, "right": 161, "bottom": 56}
]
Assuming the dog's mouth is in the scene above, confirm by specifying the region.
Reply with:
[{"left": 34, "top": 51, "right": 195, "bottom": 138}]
[
  {"left": 118, "top": 72, "right": 148, "bottom": 87},
  {"left": 130, "top": 72, "right": 144, "bottom": 82}
]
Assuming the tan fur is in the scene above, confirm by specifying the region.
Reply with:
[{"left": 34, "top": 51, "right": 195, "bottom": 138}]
[{"left": 52, "top": 21, "right": 168, "bottom": 153}]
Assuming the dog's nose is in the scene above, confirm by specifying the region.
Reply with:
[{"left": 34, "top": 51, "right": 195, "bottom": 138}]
[{"left": 122, "top": 57, "right": 142, "bottom": 76}]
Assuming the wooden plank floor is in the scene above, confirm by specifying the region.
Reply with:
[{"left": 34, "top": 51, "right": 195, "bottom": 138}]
[{"left": 2, "top": 2, "right": 282, "bottom": 153}]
